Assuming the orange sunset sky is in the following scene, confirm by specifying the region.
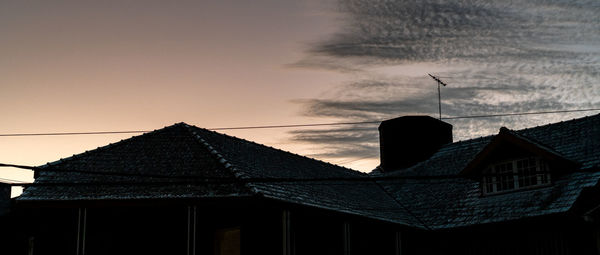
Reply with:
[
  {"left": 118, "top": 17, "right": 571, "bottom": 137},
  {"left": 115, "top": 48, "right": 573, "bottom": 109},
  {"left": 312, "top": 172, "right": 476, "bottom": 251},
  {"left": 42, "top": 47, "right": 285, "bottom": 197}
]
[
  {"left": 2, "top": 0, "right": 599, "bottom": 190},
  {"left": 0, "top": 0, "right": 367, "bottom": 185}
]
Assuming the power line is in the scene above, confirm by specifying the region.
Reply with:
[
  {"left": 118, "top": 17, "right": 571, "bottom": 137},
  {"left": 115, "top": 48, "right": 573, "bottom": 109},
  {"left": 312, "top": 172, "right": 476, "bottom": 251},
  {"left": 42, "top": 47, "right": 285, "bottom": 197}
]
[
  {"left": 0, "top": 108, "right": 598, "bottom": 137},
  {"left": 0, "top": 121, "right": 381, "bottom": 137},
  {"left": 210, "top": 121, "right": 381, "bottom": 131},
  {"left": 0, "top": 163, "right": 36, "bottom": 170},
  {"left": 0, "top": 162, "right": 478, "bottom": 183},
  {"left": 442, "top": 108, "right": 600, "bottom": 120},
  {"left": 0, "top": 130, "right": 148, "bottom": 137},
  {"left": 0, "top": 162, "right": 563, "bottom": 185},
  {"left": 334, "top": 155, "right": 377, "bottom": 165},
  {"left": 0, "top": 177, "right": 28, "bottom": 184},
  {"left": 0, "top": 163, "right": 589, "bottom": 223},
  {"left": 0, "top": 155, "right": 570, "bottom": 185},
  {"left": 3, "top": 178, "right": 473, "bottom": 187}
]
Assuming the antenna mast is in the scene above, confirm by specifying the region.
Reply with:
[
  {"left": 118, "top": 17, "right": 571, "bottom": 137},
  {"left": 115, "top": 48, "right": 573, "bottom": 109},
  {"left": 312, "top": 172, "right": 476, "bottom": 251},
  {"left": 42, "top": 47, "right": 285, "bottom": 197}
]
[{"left": 428, "top": 74, "right": 447, "bottom": 120}]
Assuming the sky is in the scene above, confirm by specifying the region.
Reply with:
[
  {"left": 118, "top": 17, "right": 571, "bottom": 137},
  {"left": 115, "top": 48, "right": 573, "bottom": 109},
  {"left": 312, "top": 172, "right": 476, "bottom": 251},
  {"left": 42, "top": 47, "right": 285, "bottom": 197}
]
[{"left": 1, "top": 0, "right": 599, "bottom": 190}]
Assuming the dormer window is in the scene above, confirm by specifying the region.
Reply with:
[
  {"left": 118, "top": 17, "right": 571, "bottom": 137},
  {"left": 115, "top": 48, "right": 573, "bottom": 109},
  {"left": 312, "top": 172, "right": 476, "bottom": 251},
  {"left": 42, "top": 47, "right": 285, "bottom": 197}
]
[{"left": 482, "top": 157, "right": 550, "bottom": 195}]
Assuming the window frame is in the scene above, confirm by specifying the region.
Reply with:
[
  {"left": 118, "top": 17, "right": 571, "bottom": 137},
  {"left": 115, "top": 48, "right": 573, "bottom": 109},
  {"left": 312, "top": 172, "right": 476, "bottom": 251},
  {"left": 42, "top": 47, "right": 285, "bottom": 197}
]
[{"left": 481, "top": 157, "right": 551, "bottom": 195}]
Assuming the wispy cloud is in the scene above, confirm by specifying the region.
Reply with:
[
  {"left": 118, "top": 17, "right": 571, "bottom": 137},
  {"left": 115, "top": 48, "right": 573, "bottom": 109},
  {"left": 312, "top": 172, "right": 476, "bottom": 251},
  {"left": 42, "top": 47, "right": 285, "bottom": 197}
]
[
  {"left": 289, "top": 0, "right": 600, "bottom": 169},
  {"left": 313, "top": 0, "right": 599, "bottom": 63}
]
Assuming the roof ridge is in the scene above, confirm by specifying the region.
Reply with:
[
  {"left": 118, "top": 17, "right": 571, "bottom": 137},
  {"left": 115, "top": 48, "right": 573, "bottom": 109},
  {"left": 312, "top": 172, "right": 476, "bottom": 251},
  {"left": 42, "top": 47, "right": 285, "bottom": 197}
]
[
  {"left": 444, "top": 134, "right": 493, "bottom": 148},
  {"left": 373, "top": 180, "right": 430, "bottom": 230},
  {"left": 185, "top": 124, "right": 365, "bottom": 177},
  {"left": 181, "top": 124, "right": 261, "bottom": 195},
  {"left": 40, "top": 123, "right": 187, "bottom": 168},
  {"left": 517, "top": 112, "right": 600, "bottom": 132},
  {"left": 181, "top": 124, "right": 249, "bottom": 179},
  {"left": 445, "top": 113, "right": 600, "bottom": 146},
  {"left": 501, "top": 127, "right": 568, "bottom": 159}
]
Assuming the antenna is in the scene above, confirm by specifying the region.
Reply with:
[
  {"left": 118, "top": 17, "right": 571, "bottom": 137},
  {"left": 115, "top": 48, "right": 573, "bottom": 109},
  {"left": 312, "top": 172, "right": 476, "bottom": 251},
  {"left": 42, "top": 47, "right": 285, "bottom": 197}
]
[{"left": 428, "top": 74, "right": 447, "bottom": 120}]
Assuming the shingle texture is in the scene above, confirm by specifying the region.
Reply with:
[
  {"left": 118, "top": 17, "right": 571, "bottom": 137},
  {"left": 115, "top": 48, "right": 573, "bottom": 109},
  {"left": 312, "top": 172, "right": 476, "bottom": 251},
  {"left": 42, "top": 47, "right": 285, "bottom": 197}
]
[
  {"left": 184, "top": 125, "right": 420, "bottom": 226},
  {"left": 18, "top": 123, "right": 423, "bottom": 227},
  {"left": 379, "top": 114, "right": 600, "bottom": 229},
  {"left": 19, "top": 124, "right": 252, "bottom": 200}
]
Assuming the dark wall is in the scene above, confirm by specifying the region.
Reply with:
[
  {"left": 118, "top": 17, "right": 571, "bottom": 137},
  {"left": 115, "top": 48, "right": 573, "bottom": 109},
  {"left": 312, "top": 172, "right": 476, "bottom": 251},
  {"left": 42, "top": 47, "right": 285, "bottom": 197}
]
[
  {"left": 14, "top": 201, "right": 600, "bottom": 255},
  {"left": 14, "top": 200, "right": 288, "bottom": 255},
  {"left": 349, "top": 219, "right": 398, "bottom": 255},
  {"left": 0, "top": 183, "right": 10, "bottom": 216},
  {"left": 292, "top": 207, "right": 345, "bottom": 255},
  {"left": 14, "top": 200, "right": 409, "bottom": 255},
  {"left": 85, "top": 203, "right": 284, "bottom": 255},
  {"left": 85, "top": 206, "right": 188, "bottom": 255},
  {"left": 290, "top": 206, "right": 401, "bottom": 255},
  {"left": 25, "top": 208, "right": 79, "bottom": 255},
  {"left": 420, "top": 219, "right": 600, "bottom": 255},
  {"left": 240, "top": 203, "right": 283, "bottom": 255}
]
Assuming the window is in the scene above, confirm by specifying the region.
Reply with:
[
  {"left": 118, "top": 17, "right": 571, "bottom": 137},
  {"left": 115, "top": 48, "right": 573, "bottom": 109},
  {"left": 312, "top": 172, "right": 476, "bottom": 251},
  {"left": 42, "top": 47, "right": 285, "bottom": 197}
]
[{"left": 482, "top": 157, "right": 550, "bottom": 194}]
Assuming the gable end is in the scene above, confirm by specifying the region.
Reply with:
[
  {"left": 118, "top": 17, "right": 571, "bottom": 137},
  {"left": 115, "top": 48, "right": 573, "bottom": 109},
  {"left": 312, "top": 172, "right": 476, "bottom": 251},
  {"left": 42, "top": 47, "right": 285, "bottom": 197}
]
[{"left": 460, "top": 127, "right": 579, "bottom": 178}]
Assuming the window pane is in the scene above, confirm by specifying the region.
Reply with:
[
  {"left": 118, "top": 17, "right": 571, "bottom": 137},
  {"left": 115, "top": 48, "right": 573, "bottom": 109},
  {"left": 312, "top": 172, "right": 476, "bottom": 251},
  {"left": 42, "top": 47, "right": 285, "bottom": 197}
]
[
  {"left": 483, "top": 157, "right": 551, "bottom": 194},
  {"left": 517, "top": 158, "right": 541, "bottom": 188},
  {"left": 494, "top": 162, "right": 514, "bottom": 191},
  {"left": 485, "top": 176, "right": 494, "bottom": 193}
]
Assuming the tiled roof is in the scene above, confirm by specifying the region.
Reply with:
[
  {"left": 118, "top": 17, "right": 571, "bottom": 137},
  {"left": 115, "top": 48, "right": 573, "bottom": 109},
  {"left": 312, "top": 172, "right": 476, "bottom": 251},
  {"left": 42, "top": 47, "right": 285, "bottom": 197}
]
[
  {"left": 391, "top": 114, "right": 600, "bottom": 177},
  {"left": 18, "top": 123, "right": 423, "bottom": 228},
  {"left": 518, "top": 114, "right": 600, "bottom": 170},
  {"left": 20, "top": 124, "right": 252, "bottom": 200},
  {"left": 17, "top": 113, "right": 600, "bottom": 230},
  {"left": 381, "top": 171, "right": 600, "bottom": 229},
  {"left": 379, "top": 113, "right": 600, "bottom": 229}
]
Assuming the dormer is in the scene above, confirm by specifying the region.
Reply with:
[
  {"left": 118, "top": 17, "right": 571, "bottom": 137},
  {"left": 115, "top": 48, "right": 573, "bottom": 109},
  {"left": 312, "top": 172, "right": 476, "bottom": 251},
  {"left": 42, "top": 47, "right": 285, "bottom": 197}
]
[{"left": 460, "top": 127, "right": 579, "bottom": 195}]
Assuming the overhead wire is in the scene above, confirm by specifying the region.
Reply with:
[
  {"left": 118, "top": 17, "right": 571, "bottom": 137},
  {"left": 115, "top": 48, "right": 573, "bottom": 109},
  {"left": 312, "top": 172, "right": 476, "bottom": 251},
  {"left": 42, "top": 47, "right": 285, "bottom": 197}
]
[
  {"left": 0, "top": 108, "right": 598, "bottom": 137},
  {"left": 0, "top": 161, "right": 483, "bottom": 186},
  {"left": 441, "top": 108, "right": 600, "bottom": 120},
  {"left": 333, "top": 155, "right": 378, "bottom": 165},
  {"left": 0, "top": 130, "right": 148, "bottom": 137},
  {"left": 0, "top": 177, "right": 28, "bottom": 184},
  {"left": 0, "top": 108, "right": 598, "bottom": 186},
  {"left": 0, "top": 162, "right": 561, "bottom": 187},
  {"left": 0, "top": 163, "right": 468, "bottom": 180}
]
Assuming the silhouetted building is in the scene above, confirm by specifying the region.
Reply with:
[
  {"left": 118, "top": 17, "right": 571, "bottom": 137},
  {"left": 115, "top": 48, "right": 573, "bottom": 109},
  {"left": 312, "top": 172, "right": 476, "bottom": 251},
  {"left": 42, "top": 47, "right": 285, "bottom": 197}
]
[
  {"left": 6, "top": 113, "right": 600, "bottom": 254},
  {"left": 13, "top": 123, "right": 410, "bottom": 255},
  {"left": 372, "top": 114, "right": 600, "bottom": 254}
]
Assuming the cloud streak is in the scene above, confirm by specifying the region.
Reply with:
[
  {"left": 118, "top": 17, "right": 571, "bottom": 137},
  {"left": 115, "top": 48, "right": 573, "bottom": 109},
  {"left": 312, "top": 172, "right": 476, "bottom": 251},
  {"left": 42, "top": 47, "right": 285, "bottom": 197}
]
[
  {"left": 316, "top": 0, "right": 599, "bottom": 63},
  {"left": 289, "top": 0, "right": 600, "bottom": 169}
]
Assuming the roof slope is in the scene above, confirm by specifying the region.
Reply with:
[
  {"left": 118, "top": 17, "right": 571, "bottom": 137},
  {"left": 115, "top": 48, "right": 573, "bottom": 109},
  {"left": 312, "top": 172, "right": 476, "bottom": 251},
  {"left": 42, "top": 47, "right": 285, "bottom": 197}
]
[
  {"left": 381, "top": 171, "right": 600, "bottom": 229},
  {"left": 19, "top": 123, "right": 252, "bottom": 200},
  {"left": 18, "top": 123, "right": 423, "bottom": 227},
  {"left": 379, "top": 113, "right": 600, "bottom": 229},
  {"left": 184, "top": 125, "right": 421, "bottom": 226}
]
